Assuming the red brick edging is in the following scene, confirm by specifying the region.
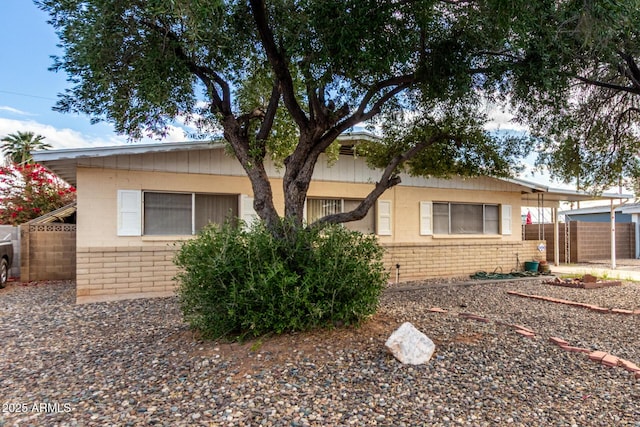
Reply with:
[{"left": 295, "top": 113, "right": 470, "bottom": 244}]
[
  {"left": 427, "top": 306, "right": 640, "bottom": 379},
  {"left": 506, "top": 291, "right": 640, "bottom": 315}
]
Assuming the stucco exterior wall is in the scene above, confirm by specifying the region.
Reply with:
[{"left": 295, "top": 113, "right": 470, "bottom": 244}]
[{"left": 75, "top": 157, "right": 527, "bottom": 303}]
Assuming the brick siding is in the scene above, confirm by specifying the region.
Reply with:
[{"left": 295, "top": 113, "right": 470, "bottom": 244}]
[
  {"left": 381, "top": 240, "right": 545, "bottom": 282},
  {"left": 76, "top": 246, "right": 177, "bottom": 303},
  {"left": 75, "top": 240, "right": 546, "bottom": 303}
]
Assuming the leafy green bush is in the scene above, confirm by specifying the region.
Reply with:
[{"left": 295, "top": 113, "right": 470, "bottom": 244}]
[{"left": 174, "top": 220, "right": 388, "bottom": 340}]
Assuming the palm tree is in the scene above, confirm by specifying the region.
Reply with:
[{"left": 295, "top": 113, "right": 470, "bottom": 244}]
[{"left": 1, "top": 131, "right": 52, "bottom": 165}]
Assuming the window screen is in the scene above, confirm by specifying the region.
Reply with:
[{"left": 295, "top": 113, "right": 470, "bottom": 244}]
[
  {"left": 432, "top": 202, "right": 500, "bottom": 235},
  {"left": 433, "top": 203, "right": 450, "bottom": 234},
  {"left": 484, "top": 205, "right": 499, "bottom": 234},
  {"left": 195, "top": 194, "right": 238, "bottom": 231},
  {"left": 144, "top": 192, "right": 240, "bottom": 235},
  {"left": 144, "top": 192, "right": 192, "bottom": 235},
  {"left": 307, "top": 198, "right": 375, "bottom": 234}
]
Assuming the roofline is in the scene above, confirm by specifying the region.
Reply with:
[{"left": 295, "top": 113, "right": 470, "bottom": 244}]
[
  {"left": 506, "top": 176, "right": 633, "bottom": 200},
  {"left": 562, "top": 202, "right": 640, "bottom": 216},
  {"left": 32, "top": 140, "right": 224, "bottom": 162},
  {"left": 31, "top": 132, "right": 635, "bottom": 203},
  {"left": 32, "top": 131, "right": 380, "bottom": 162}
]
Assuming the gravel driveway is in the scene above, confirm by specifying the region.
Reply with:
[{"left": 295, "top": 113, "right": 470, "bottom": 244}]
[{"left": 1, "top": 279, "right": 639, "bottom": 426}]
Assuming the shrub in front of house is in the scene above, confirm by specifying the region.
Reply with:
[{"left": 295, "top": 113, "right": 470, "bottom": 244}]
[{"left": 174, "top": 219, "right": 388, "bottom": 340}]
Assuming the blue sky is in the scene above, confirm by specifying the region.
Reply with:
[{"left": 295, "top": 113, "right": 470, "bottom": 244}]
[
  {"left": 0, "top": 1, "right": 533, "bottom": 150},
  {"left": 0, "top": 1, "right": 563, "bottom": 188},
  {"left": 0, "top": 0, "right": 187, "bottom": 149}
]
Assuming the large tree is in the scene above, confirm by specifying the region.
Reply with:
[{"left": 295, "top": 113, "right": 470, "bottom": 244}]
[
  {"left": 37, "top": 0, "right": 575, "bottom": 230},
  {"left": 523, "top": 2, "right": 640, "bottom": 191}
]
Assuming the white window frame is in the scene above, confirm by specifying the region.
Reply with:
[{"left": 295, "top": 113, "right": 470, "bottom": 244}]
[
  {"left": 117, "top": 190, "right": 246, "bottom": 236},
  {"left": 427, "top": 201, "right": 506, "bottom": 235}
]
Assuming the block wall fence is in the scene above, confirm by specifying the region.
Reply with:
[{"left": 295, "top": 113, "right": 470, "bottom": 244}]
[
  {"left": 20, "top": 224, "right": 76, "bottom": 282},
  {"left": 523, "top": 222, "right": 635, "bottom": 263},
  {"left": 75, "top": 240, "right": 546, "bottom": 303}
]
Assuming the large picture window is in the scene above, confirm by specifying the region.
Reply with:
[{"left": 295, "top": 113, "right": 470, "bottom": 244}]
[
  {"left": 433, "top": 202, "right": 500, "bottom": 235},
  {"left": 143, "top": 192, "right": 238, "bottom": 235},
  {"left": 306, "top": 198, "right": 375, "bottom": 234}
]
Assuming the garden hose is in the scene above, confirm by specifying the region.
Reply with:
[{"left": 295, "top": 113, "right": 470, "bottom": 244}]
[{"left": 470, "top": 268, "right": 546, "bottom": 280}]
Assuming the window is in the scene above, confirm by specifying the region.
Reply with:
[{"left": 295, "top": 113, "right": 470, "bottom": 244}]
[
  {"left": 143, "top": 192, "right": 238, "bottom": 235},
  {"left": 432, "top": 202, "right": 501, "bottom": 235},
  {"left": 306, "top": 198, "right": 375, "bottom": 234}
]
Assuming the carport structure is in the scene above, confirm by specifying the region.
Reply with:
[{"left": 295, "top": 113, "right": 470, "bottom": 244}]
[{"left": 512, "top": 177, "right": 633, "bottom": 269}]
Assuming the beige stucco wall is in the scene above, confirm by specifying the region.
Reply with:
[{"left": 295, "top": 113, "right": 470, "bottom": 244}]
[
  {"left": 78, "top": 167, "right": 271, "bottom": 247},
  {"left": 75, "top": 166, "right": 528, "bottom": 303},
  {"left": 78, "top": 167, "right": 523, "bottom": 247}
]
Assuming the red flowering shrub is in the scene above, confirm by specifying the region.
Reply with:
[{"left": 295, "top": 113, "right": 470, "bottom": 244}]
[{"left": 0, "top": 163, "right": 76, "bottom": 225}]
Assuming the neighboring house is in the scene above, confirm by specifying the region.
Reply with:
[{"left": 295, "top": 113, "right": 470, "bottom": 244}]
[
  {"left": 34, "top": 133, "right": 626, "bottom": 303},
  {"left": 562, "top": 204, "right": 637, "bottom": 223}
]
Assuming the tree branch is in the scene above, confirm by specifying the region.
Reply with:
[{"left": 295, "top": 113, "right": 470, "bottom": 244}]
[
  {"left": 575, "top": 75, "right": 640, "bottom": 95},
  {"left": 618, "top": 50, "right": 640, "bottom": 90},
  {"left": 353, "top": 74, "right": 415, "bottom": 118},
  {"left": 140, "top": 19, "right": 232, "bottom": 115},
  {"left": 249, "top": 0, "right": 309, "bottom": 130},
  {"left": 256, "top": 82, "right": 281, "bottom": 141},
  {"left": 314, "top": 133, "right": 445, "bottom": 226}
]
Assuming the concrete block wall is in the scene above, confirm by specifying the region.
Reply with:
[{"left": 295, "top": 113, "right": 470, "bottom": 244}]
[
  {"left": 76, "top": 246, "right": 178, "bottom": 303},
  {"left": 523, "top": 222, "right": 635, "bottom": 263},
  {"left": 381, "top": 240, "right": 546, "bottom": 281},
  {"left": 76, "top": 240, "right": 546, "bottom": 303},
  {"left": 575, "top": 222, "right": 635, "bottom": 261},
  {"left": 524, "top": 223, "right": 573, "bottom": 263},
  {"left": 20, "top": 224, "right": 76, "bottom": 282}
]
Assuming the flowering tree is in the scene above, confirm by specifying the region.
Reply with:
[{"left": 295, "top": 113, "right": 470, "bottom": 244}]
[{"left": 0, "top": 163, "right": 76, "bottom": 226}]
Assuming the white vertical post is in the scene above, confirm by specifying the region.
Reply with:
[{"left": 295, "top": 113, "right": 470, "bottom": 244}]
[
  {"left": 634, "top": 213, "right": 640, "bottom": 259},
  {"left": 553, "top": 207, "right": 560, "bottom": 266},
  {"left": 611, "top": 200, "right": 616, "bottom": 269}
]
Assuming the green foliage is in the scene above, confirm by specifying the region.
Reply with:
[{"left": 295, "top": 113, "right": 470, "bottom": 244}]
[
  {"left": 515, "top": 1, "right": 640, "bottom": 191},
  {"left": 174, "top": 220, "right": 388, "bottom": 340},
  {"left": 38, "top": 1, "right": 565, "bottom": 159},
  {"left": 37, "top": 0, "right": 637, "bottom": 226},
  {"left": 360, "top": 106, "right": 533, "bottom": 179},
  {"left": 1, "top": 131, "right": 51, "bottom": 165},
  {"left": 0, "top": 163, "right": 76, "bottom": 225}
]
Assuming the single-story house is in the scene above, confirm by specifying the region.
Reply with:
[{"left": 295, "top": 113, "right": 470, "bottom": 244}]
[{"left": 33, "top": 133, "right": 630, "bottom": 303}]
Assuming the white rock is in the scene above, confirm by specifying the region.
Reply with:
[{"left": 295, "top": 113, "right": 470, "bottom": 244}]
[{"left": 385, "top": 322, "right": 435, "bottom": 365}]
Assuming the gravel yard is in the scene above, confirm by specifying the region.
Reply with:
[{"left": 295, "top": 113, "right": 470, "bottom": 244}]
[{"left": 1, "top": 279, "right": 639, "bottom": 426}]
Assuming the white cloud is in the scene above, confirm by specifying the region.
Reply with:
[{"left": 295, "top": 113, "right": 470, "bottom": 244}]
[
  {"left": 0, "top": 117, "right": 190, "bottom": 150},
  {"left": 484, "top": 108, "right": 529, "bottom": 133},
  {"left": 161, "top": 124, "right": 188, "bottom": 142},
  {"left": 0, "top": 106, "right": 35, "bottom": 116},
  {"left": 0, "top": 117, "right": 129, "bottom": 149}
]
